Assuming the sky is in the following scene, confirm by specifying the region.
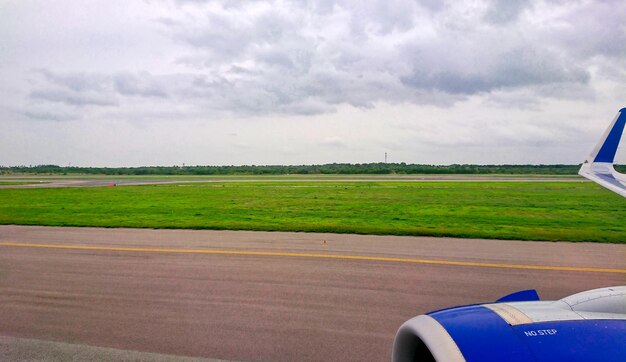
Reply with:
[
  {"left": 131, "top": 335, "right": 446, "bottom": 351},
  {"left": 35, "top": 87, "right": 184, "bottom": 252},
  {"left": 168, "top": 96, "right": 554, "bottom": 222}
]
[{"left": 1, "top": 0, "right": 625, "bottom": 167}]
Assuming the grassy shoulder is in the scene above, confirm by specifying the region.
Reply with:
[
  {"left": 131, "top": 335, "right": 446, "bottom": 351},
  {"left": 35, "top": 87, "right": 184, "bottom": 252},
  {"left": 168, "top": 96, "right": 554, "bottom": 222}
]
[{"left": 0, "top": 181, "right": 624, "bottom": 243}]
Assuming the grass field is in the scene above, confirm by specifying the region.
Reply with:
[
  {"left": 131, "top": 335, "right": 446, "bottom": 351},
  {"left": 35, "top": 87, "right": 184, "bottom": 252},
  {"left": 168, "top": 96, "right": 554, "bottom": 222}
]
[
  {"left": 0, "top": 174, "right": 580, "bottom": 181},
  {"left": 1, "top": 181, "right": 624, "bottom": 243}
]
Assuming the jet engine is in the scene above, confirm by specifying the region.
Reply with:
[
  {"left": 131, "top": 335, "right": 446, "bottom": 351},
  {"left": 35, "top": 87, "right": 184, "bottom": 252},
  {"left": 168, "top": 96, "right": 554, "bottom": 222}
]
[{"left": 392, "top": 286, "right": 626, "bottom": 362}]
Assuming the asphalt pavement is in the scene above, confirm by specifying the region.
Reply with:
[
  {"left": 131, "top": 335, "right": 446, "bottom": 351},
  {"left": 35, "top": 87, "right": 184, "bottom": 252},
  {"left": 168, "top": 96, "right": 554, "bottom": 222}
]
[{"left": 0, "top": 226, "right": 624, "bottom": 361}]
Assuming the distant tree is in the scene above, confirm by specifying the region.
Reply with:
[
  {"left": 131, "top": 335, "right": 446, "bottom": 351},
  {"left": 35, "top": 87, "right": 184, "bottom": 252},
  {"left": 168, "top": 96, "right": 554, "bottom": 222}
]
[{"left": 0, "top": 163, "right": 593, "bottom": 176}]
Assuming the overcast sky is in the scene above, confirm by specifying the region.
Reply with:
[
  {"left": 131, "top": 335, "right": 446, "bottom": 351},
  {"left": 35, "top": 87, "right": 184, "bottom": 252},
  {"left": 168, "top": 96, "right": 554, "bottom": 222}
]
[{"left": 1, "top": 0, "right": 624, "bottom": 166}]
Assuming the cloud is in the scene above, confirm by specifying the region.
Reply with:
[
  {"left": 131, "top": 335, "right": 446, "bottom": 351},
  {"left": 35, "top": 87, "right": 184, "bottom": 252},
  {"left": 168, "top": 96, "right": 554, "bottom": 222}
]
[
  {"left": 21, "top": 109, "right": 79, "bottom": 122},
  {"left": 484, "top": 0, "right": 531, "bottom": 24},
  {"left": 113, "top": 73, "right": 168, "bottom": 98},
  {"left": 29, "top": 70, "right": 118, "bottom": 107},
  {"left": 28, "top": 70, "right": 175, "bottom": 111},
  {"left": 401, "top": 47, "right": 590, "bottom": 95},
  {"left": 29, "top": 88, "right": 118, "bottom": 107},
  {"left": 544, "top": 0, "right": 626, "bottom": 59},
  {"left": 2, "top": 0, "right": 625, "bottom": 166},
  {"left": 20, "top": 1, "right": 624, "bottom": 120},
  {"left": 150, "top": 0, "right": 615, "bottom": 115},
  {"left": 319, "top": 136, "right": 347, "bottom": 148}
]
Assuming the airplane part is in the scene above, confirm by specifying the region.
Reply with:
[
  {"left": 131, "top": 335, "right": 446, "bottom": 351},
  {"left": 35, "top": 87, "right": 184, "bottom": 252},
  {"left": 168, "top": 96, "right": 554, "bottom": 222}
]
[
  {"left": 392, "top": 287, "right": 626, "bottom": 362},
  {"left": 392, "top": 108, "right": 626, "bottom": 361},
  {"left": 579, "top": 108, "right": 626, "bottom": 197}
]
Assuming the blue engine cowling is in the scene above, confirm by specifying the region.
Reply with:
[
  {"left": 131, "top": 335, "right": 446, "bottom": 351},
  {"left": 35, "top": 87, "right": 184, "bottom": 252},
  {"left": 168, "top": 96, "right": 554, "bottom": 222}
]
[{"left": 392, "top": 287, "right": 626, "bottom": 362}]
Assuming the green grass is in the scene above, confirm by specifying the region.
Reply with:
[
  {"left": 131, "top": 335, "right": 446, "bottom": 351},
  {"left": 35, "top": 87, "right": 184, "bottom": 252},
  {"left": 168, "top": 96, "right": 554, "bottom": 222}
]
[
  {"left": 0, "top": 181, "right": 624, "bottom": 243},
  {"left": 0, "top": 174, "right": 580, "bottom": 181}
]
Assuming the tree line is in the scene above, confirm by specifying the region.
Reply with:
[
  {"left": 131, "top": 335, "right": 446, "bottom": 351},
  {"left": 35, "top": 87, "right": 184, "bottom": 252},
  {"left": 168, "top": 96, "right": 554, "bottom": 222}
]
[{"left": 0, "top": 163, "right": 600, "bottom": 175}]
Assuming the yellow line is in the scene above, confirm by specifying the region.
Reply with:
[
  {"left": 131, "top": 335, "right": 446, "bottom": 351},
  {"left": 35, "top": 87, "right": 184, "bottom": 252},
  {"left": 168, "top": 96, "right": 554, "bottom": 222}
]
[{"left": 0, "top": 241, "right": 624, "bottom": 274}]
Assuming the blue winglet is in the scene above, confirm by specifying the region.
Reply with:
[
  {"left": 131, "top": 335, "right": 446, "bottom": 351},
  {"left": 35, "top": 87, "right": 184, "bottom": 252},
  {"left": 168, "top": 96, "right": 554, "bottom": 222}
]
[
  {"left": 496, "top": 289, "right": 540, "bottom": 303},
  {"left": 594, "top": 109, "right": 626, "bottom": 163}
]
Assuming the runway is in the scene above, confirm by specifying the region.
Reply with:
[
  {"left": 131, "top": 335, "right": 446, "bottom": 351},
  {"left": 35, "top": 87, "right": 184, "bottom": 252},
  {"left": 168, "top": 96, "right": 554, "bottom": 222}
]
[
  {"left": 0, "top": 226, "right": 624, "bottom": 361},
  {"left": 0, "top": 174, "right": 584, "bottom": 189}
]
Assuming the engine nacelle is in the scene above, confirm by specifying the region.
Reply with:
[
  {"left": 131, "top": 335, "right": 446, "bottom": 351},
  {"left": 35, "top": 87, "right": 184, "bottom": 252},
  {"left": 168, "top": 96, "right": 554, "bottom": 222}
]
[{"left": 392, "top": 286, "right": 626, "bottom": 362}]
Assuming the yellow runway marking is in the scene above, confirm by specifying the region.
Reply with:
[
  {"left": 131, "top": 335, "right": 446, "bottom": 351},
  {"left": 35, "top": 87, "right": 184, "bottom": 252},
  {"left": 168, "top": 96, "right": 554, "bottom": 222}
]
[{"left": 0, "top": 241, "right": 624, "bottom": 274}]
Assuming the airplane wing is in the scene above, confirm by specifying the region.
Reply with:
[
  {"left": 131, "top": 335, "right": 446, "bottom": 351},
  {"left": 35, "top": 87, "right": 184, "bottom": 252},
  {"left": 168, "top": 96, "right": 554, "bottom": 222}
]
[{"left": 579, "top": 108, "right": 626, "bottom": 197}]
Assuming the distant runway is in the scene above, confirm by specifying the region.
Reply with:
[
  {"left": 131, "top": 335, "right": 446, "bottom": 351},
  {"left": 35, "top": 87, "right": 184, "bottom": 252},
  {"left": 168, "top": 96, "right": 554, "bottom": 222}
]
[
  {"left": 0, "top": 174, "right": 584, "bottom": 188},
  {"left": 1, "top": 226, "right": 624, "bottom": 361}
]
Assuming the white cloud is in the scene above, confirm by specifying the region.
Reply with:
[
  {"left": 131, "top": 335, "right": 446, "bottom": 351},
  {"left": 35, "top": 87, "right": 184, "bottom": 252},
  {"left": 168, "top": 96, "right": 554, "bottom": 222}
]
[{"left": 320, "top": 136, "right": 347, "bottom": 148}]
